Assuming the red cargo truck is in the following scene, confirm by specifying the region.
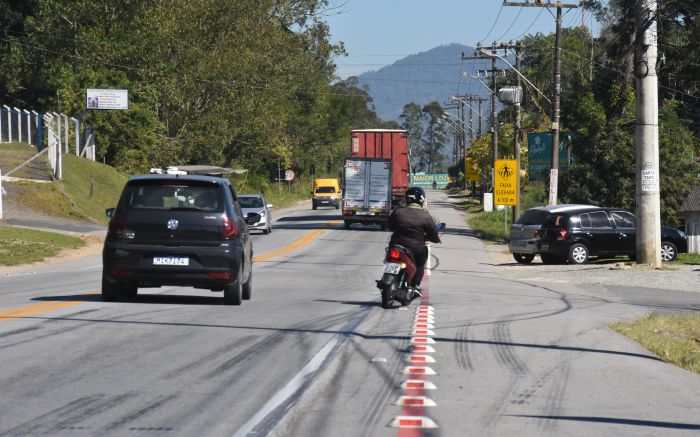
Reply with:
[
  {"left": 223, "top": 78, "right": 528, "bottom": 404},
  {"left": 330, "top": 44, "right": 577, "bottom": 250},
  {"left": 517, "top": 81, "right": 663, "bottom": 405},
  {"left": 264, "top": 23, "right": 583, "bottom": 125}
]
[{"left": 350, "top": 129, "right": 410, "bottom": 208}]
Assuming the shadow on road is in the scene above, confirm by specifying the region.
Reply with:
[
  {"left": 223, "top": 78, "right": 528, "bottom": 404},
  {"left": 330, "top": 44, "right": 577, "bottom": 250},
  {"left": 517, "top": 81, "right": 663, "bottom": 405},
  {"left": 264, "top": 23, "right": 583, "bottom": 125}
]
[
  {"left": 33, "top": 293, "right": 226, "bottom": 306},
  {"left": 504, "top": 415, "right": 700, "bottom": 430}
]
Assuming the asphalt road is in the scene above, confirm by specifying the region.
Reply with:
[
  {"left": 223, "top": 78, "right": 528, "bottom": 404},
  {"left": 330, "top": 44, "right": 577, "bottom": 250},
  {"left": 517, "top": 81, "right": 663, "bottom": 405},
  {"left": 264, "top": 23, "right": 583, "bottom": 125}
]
[{"left": 0, "top": 190, "right": 698, "bottom": 437}]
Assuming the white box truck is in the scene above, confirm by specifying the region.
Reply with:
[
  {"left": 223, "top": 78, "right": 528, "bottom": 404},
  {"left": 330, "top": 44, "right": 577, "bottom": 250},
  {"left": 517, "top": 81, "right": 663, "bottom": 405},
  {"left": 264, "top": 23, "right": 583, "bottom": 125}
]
[{"left": 342, "top": 157, "right": 392, "bottom": 230}]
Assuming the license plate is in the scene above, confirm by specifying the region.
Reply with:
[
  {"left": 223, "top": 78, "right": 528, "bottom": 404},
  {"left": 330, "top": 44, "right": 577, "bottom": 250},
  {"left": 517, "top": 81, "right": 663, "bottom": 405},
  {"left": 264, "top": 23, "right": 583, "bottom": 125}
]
[
  {"left": 356, "top": 211, "right": 371, "bottom": 216},
  {"left": 383, "top": 263, "right": 401, "bottom": 274},
  {"left": 153, "top": 256, "right": 189, "bottom": 266},
  {"left": 540, "top": 245, "right": 549, "bottom": 251}
]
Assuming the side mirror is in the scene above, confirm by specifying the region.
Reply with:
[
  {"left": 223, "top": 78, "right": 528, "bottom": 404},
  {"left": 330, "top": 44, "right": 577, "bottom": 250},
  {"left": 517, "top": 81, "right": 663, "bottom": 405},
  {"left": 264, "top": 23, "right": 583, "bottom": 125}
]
[
  {"left": 106, "top": 208, "right": 115, "bottom": 218},
  {"left": 438, "top": 223, "right": 446, "bottom": 231},
  {"left": 266, "top": 204, "right": 273, "bottom": 208},
  {"left": 245, "top": 212, "right": 261, "bottom": 225}
]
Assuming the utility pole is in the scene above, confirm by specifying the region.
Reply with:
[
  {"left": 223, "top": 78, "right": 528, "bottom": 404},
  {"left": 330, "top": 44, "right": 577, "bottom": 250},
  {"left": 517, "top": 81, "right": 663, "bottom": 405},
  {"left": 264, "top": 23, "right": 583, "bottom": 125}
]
[
  {"left": 463, "top": 46, "right": 504, "bottom": 192},
  {"left": 503, "top": 1, "right": 578, "bottom": 205},
  {"left": 635, "top": 0, "right": 661, "bottom": 267}
]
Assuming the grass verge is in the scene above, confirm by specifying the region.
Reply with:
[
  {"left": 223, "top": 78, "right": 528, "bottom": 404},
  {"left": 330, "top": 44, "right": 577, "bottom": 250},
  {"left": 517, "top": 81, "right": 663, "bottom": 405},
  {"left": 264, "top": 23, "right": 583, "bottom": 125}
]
[
  {"left": 611, "top": 313, "right": 700, "bottom": 375},
  {"left": 674, "top": 253, "right": 700, "bottom": 265},
  {"left": 0, "top": 142, "right": 49, "bottom": 179},
  {"left": 0, "top": 225, "right": 85, "bottom": 266}
]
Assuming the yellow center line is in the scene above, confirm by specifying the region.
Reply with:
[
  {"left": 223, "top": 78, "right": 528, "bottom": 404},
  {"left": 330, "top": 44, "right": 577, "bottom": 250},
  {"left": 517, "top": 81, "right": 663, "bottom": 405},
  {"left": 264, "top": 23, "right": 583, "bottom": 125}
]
[
  {"left": 254, "top": 220, "right": 341, "bottom": 262},
  {"left": 0, "top": 301, "right": 64, "bottom": 317},
  {"left": 0, "top": 301, "right": 83, "bottom": 323}
]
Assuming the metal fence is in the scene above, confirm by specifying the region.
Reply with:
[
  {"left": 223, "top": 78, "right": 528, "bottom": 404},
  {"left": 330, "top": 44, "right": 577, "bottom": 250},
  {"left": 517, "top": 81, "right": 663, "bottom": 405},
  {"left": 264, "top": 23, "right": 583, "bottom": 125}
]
[{"left": 0, "top": 105, "right": 96, "bottom": 180}]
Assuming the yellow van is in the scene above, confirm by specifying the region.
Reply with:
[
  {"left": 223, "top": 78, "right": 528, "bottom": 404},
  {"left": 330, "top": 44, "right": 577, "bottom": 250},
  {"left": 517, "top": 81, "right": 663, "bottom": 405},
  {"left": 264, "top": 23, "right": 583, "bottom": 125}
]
[{"left": 312, "top": 178, "right": 341, "bottom": 210}]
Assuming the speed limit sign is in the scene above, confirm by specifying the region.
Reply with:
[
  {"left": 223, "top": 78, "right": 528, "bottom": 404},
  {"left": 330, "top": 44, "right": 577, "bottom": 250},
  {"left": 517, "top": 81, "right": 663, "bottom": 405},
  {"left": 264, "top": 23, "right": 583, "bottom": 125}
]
[{"left": 284, "top": 169, "right": 296, "bottom": 181}]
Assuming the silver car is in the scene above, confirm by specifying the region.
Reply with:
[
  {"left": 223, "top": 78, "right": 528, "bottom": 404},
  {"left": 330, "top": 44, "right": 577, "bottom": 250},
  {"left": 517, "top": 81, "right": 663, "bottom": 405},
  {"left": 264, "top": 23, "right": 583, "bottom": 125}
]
[
  {"left": 238, "top": 194, "right": 273, "bottom": 234},
  {"left": 509, "top": 204, "right": 597, "bottom": 264}
]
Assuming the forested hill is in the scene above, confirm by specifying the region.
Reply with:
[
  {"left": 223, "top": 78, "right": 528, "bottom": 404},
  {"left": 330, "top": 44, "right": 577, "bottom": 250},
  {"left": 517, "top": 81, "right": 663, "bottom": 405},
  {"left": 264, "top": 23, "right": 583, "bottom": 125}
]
[{"left": 355, "top": 43, "right": 493, "bottom": 121}]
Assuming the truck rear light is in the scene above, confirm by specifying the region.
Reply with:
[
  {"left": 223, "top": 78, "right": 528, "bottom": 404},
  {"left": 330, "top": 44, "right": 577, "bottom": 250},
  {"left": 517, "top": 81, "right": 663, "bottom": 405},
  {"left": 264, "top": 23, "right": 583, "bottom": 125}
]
[
  {"left": 222, "top": 216, "right": 239, "bottom": 239},
  {"left": 208, "top": 272, "right": 231, "bottom": 279},
  {"left": 557, "top": 228, "right": 568, "bottom": 240},
  {"left": 342, "top": 210, "right": 352, "bottom": 216}
]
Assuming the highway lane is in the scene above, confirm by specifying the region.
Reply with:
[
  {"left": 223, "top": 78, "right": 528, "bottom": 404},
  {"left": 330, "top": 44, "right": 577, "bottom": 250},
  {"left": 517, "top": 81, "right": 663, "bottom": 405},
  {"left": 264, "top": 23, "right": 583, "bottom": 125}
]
[{"left": 0, "top": 192, "right": 699, "bottom": 436}]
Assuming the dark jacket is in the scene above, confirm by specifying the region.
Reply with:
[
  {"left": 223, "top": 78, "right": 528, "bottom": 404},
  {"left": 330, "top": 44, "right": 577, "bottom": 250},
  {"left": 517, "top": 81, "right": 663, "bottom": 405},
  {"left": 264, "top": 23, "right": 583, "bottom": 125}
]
[{"left": 387, "top": 204, "right": 441, "bottom": 253}]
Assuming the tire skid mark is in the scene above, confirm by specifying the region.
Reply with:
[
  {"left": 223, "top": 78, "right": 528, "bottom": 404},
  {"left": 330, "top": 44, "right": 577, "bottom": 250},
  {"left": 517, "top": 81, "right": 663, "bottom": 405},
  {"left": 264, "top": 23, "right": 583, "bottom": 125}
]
[
  {"left": 0, "top": 395, "right": 103, "bottom": 437},
  {"left": 361, "top": 338, "right": 409, "bottom": 434},
  {"left": 539, "top": 359, "right": 571, "bottom": 433},
  {"left": 509, "top": 364, "right": 560, "bottom": 406},
  {"left": 491, "top": 322, "right": 528, "bottom": 375},
  {"left": 106, "top": 394, "right": 179, "bottom": 430},
  {"left": 51, "top": 392, "right": 138, "bottom": 432},
  {"left": 0, "top": 325, "right": 41, "bottom": 339},
  {"left": 455, "top": 323, "right": 473, "bottom": 371},
  {"left": 164, "top": 336, "right": 258, "bottom": 379}
]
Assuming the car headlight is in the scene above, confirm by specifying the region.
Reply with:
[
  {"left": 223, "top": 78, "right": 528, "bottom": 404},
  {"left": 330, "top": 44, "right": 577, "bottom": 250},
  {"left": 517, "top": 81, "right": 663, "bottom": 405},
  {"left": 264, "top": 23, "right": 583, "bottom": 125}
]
[{"left": 330, "top": 196, "right": 337, "bottom": 200}]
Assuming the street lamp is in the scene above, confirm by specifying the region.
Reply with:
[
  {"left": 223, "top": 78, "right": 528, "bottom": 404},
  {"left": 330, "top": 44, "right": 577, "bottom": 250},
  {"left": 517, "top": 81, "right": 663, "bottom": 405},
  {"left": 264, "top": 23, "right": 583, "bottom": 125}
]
[{"left": 448, "top": 96, "right": 490, "bottom": 126}]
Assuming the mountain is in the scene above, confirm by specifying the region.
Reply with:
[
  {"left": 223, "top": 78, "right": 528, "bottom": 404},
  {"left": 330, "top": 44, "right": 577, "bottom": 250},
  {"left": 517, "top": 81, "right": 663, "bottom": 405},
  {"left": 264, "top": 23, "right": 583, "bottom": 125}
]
[{"left": 354, "top": 43, "right": 497, "bottom": 122}]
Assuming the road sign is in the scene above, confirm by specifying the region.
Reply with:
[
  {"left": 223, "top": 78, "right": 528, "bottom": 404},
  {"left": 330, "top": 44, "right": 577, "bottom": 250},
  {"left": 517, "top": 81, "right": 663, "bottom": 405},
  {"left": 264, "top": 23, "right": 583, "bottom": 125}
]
[
  {"left": 86, "top": 89, "right": 129, "bottom": 110},
  {"left": 410, "top": 173, "right": 449, "bottom": 189},
  {"left": 465, "top": 157, "right": 479, "bottom": 182},
  {"left": 494, "top": 159, "right": 518, "bottom": 206},
  {"left": 284, "top": 169, "right": 296, "bottom": 182}
]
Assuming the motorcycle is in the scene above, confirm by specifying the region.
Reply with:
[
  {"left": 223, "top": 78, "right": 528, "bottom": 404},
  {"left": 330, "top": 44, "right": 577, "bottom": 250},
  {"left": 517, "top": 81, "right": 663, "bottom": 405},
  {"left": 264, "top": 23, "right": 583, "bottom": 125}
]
[{"left": 376, "top": 221, "right": 445, "bottom": 309}]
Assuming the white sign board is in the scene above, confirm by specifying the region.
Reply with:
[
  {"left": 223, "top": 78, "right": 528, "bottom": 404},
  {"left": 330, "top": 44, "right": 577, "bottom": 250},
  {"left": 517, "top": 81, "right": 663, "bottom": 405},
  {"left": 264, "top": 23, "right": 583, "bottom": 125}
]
[
  {"left": 86, "top": 89, "right": 129, "bottom": 110},
  {"left": 284, "top": 169, "right": 296, "bottom": 181},
  {"left": 641, "top": 168, "right": 658, "bottom": 193},
  {"left": 483, "top": 192, "right": 493, "bottom": 212}
]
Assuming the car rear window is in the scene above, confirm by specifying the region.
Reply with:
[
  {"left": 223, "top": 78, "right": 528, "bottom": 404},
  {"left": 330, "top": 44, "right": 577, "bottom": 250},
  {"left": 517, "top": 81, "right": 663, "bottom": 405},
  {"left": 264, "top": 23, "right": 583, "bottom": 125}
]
[
  {"left": 515, "top": 209, "right": 549, "bottom": 225},
  {"left": 239, "top": 197, "right": 263, "bottom": 208},
  {"left": 578, "top": 211, "right": 612, "bottom": 228},
  {"left": 122, "top": 180, "right": 224, "bottom": 212}
]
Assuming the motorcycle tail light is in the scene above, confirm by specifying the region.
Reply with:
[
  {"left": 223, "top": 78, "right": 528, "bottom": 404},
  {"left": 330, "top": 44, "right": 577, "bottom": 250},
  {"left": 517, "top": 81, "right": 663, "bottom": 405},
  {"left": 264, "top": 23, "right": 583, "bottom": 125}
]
[
  {"left": 388, "top": 248, "right": 401, "bottom": 261},
  {"left": 557, "top": 228, "right": 568, "bottom": 240}
]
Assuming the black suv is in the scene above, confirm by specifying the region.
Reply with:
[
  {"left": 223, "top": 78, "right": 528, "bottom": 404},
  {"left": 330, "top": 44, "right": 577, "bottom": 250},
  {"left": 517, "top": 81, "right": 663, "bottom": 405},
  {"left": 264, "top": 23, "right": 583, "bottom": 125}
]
[
  {"left": 536, "top": 207, "right": 687, "bottom": 264},
  {"left": 102, "top": 174, "right": 259, "bottom": 305}
]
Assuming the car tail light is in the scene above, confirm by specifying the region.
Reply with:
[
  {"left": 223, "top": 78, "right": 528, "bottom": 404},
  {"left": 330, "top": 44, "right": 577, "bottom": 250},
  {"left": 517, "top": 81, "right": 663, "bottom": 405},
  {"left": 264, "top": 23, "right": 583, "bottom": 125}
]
[
  {"left": 388, "top": 248, "right": 401, "bottom": 261},
  {"left": 342, "top": 210, "right": 352, "bottom": 216},
  {"left": 534, "top": 229, "right": 540, "bottom": 237},
  {"left": 557, "top": 228, "right": 568, "bottom": 240},
  {"left": 108, "top": 211, "right": 126, "bottom": 238},
  {"left": 111, "top": 270, "right": 134, "bottom": 277},
  {"left": 222, "top": 216, "right": 239, "bottom": 239}
]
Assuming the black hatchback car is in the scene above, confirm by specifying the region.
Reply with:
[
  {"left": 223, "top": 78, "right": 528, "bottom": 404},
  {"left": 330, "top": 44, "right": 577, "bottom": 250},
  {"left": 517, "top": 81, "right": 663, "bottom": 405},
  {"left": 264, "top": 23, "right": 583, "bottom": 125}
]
[
  {"left": 536, "top": 207, "right": 687, "bottom": 264},
  {"left": 102, "top": 174, "right": 259, "bottom": 305}
]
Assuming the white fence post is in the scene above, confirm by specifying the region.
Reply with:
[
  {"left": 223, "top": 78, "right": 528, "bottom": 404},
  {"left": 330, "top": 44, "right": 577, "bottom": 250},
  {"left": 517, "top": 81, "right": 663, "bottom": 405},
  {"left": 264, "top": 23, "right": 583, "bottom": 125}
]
[
  {"left": 0, "top": 107, "right": 3, "bottom": 143},
  {"left": 4, "top": 105, "right": 11, "bottom": 142},
  {"left": 14, "top": 107, "right": 22, "bottom": 143},
  {"left": 31, "top": 111, "right": 39, "bottom": 147},
  {"left": 24, "top": 109, "right": 31, "bottom": 146},
  {"left": 72, "top": 118, "right": 80, "bottom": 155},
  {"left": 63, "top": 114, "right": 69, "bottom": 153}
]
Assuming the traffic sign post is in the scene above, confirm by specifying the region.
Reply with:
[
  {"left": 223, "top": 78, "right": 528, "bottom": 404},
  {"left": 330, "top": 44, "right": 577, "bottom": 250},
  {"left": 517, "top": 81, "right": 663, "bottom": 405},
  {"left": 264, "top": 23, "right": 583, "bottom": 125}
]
[{"left": 494, "top": 159, "right": 518, "bottom": 206}]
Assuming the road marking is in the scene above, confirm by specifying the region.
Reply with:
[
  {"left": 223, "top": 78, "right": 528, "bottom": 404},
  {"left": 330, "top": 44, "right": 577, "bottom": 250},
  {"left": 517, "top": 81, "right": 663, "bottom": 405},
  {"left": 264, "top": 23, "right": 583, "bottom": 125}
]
[
  {"left": 394, "top": 396, "right": 437, "bottom": 407},
  {"left": 388, "top": 416, "right": 438, "bottom": 429},
  {"left": 0, "top": 301, "right": 82, "bottom": 323}
]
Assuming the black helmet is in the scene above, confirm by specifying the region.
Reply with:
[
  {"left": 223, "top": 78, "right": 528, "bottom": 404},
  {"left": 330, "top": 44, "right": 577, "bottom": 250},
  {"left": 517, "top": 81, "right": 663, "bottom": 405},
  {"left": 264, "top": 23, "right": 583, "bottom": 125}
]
[{"left": 406, "top": 187, "right": 426, "bottom": 207}]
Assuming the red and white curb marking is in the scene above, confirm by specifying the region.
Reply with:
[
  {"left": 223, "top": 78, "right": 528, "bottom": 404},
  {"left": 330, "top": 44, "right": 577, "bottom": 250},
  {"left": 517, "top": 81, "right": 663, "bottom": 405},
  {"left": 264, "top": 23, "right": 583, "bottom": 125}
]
[{"left": 390, "top": 244, "right": 439, "bottom": 432}]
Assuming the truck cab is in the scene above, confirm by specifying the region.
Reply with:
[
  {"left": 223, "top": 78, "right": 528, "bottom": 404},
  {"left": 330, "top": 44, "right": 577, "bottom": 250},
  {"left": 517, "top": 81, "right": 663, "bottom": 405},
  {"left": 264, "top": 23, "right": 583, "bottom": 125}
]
[{"left": 312, "top": 178, "right": 341, "bottom": 210}]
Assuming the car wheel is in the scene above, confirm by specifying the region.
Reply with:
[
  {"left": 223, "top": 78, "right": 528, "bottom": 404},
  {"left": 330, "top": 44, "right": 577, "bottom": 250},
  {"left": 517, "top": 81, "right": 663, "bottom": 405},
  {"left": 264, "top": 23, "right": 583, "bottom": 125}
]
[
  {"left": 344, "top": 221, "right": 351, "bottom": 230},
  {"left": 262, "top": 227, "right": 269, "bottom": 235},
  {"left": 242, "top": 269, "right": 252, "bottom": 300},
  {"left": 101, "top": 275, "right": 121, "bottom": 301},
  {"left": 540, "top": 254, "right": 561, "bottom": 265},
  {"left": 513, "top": 253, "right": 535, "bottom": 264},
  {"left": 335, "top": 203, "right": 339, "bottom": 210},
  {"left": 224, "top": 265, "right": 243, "bottom": 305},
  {"left": 380, "top": 223, "right": 387, "bottom": 231},
  {"left": 312, "top": 201, "right": 317, "bottom": 210},
  {"left": 568, "top": 243, "right": 589, "bottom": 264},
  {"left": 660, "top": 241, "right": 678, "bottom": 262}
]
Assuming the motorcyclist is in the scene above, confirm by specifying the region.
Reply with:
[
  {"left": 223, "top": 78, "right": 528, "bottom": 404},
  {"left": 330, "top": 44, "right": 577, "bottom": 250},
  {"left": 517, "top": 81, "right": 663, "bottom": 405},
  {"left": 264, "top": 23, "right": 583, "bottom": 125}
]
[{"left": 387, "top": 187, "right": 441, "bottom": 297}]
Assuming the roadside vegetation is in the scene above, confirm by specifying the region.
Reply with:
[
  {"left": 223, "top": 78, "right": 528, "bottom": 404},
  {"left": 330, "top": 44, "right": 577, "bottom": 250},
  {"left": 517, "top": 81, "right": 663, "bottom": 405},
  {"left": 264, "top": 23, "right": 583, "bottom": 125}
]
[
  {"left": 0, "top": 224, "right": 85, "bottom": 266},
  {"left": 0, "top": 142, "right": 49, "bottom": 179},
  {"left": 674, "top": 253, "right": 700, "bottom": 265},
  {"left": 611, "top": 314, "right": 700, "bottom": 375}
]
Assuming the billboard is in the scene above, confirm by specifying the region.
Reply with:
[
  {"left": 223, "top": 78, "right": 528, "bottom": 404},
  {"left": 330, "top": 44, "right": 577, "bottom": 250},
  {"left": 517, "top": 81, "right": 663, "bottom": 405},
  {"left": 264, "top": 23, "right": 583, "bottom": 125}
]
[
  {"left": 410, "top": 173, "right": 449, "bottom": 189},
  {"left": 527, "top": 132, "right": 575, "bottom": 181},
  {"left": 86, "top": 89, "right": 129, "bottom": 110}
]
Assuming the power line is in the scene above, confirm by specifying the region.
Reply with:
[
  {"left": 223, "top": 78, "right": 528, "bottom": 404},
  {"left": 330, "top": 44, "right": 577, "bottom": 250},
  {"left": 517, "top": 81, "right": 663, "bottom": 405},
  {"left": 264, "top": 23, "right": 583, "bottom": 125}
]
[
  {"left": 512, "top": 7, "right": 545, "bottom": 40},
  {"left": 494, "top": 6, "right": 524, "bottom": 42},
  {"left": 479, "top": 2, "right": 505, "bottom": 44}
]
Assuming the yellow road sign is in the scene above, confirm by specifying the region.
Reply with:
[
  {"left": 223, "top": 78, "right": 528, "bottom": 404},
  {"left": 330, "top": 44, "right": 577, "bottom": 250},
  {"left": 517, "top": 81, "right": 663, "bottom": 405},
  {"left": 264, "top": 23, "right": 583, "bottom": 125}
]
[
  {"left": 465, "top": 157, "right": 479, "bottom": 182},
  {"left": 494, "top": 159, "right": 518, "bottom": 206}
]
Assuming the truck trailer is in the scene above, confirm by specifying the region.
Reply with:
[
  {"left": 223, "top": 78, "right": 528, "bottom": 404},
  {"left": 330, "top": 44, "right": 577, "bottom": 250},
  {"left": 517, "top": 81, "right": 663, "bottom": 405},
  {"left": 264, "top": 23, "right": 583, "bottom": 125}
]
[
  {"left": 342, "top": 157, "right": 392, "bottom": 230},
  {"left": 350, "top": 129, "right": 410, "bottom": 208}
]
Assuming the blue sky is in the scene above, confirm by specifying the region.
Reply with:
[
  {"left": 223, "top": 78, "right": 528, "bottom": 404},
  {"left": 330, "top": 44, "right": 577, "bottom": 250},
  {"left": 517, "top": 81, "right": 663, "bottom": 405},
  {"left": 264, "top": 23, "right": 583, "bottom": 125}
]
[{"left": 325, "top": 0, "right": 598, "bottom": 79}]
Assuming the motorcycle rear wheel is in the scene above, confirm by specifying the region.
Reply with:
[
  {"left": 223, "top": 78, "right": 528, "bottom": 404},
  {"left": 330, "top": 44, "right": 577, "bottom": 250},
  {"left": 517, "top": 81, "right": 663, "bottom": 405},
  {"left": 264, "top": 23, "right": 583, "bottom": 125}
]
[{"left": 381, "top": 281, "right": 395, "bottom": 309}]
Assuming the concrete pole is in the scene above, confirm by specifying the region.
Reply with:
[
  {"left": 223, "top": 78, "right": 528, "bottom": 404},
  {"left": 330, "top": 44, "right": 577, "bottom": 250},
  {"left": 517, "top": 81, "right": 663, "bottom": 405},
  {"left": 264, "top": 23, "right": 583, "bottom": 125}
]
[
  {"left": 460, "top": 101, "right": 467, "bottom": 162},
  {"left": 73, "top": 118, "right": 80, "bottom": 155},
  {"left": 64, "top": 114, "right": 69, "bottom": 153},
  {"left": 549, "top": 4, "right": 563, "bottom": 206},
  {"left": 635, "top": 0, "right": 661, "bottom": 267},
  {"left": 0, "top": 169, "right": 3, "bottom": 220},
  {"left": 514, "top": 42, "right": 523, "bottom": 220}
]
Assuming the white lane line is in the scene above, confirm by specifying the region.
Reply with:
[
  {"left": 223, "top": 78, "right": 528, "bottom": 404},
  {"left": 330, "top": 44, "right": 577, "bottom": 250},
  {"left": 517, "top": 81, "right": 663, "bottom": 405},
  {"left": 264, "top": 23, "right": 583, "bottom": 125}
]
[
  {"left": 75, "top": 264, "right": 102, "bottom": 271},
  {"left": 232, "top": 307, "right": 369, "bottom": 437},
  {"left": 232, "top": 338, "right": 339, "bottom": 437}
]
